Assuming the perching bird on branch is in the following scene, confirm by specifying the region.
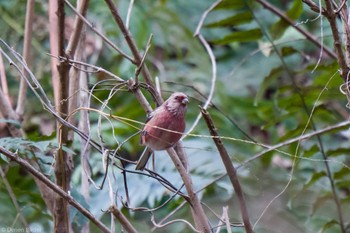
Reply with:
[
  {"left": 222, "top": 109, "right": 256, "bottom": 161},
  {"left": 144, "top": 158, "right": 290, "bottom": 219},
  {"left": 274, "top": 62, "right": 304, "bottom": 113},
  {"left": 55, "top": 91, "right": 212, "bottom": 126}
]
[{"left": 135, "top": 92, "right": 189, "bottom": 170}]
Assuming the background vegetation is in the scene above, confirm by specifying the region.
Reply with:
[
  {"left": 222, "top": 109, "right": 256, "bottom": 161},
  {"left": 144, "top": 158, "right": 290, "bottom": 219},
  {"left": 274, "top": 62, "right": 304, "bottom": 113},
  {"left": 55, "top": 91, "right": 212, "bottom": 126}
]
[{"left": 0, "top": 0, "right": 350, "bottom": 232}]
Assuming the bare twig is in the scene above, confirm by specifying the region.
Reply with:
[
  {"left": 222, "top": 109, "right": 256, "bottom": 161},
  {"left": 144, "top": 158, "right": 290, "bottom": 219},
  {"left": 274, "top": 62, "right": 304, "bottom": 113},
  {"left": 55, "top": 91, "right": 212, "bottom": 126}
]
[
  {"left": 49, "top": 54, "right": 124, "bottom": 82},
  {"left": 223, "top": 206, "right": 231, "bottom": 232},
  {"left": 126, "top": 0, "right": 134, "bottom": 30},
  {"left": 16, "top": 0, "right": 35, "bottom": 116},
  {"left": 134, "top": 34, "right": 153, "bottom": 83},
  {"left": 194, "top": 0, "right": 222, "bottom": 36},
  {"left": 334, "top": 0, "right": 347, "bottom": 13},
  {"left": 109, "top": 205, "right": 137, "bottom": 233},
  {"left": 303, "top": 0, "right": 326, "bottom": 14},
  {"left": 151, "top": 200, "right": 187, "bottom": 232},
  {"left": 151, "top": 214, "right": 201, "bottom": 233},
  {"left": 201, "top": 107, "right": 253, "bottom": 233},
  {"left": 0, "top": 146, "right": 111, "bottom": 233}
]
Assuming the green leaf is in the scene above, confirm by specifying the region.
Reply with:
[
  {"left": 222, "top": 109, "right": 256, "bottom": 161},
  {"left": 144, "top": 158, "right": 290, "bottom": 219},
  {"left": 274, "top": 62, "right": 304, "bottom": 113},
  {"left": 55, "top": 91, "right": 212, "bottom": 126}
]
[
  {"left": 270, "top": 1, "right": 303, "bottom": 39},
  {"left": 335, "top": 180, "right": 350, "bottom": 189},
  {"left": 280, "top": 46, "right": 299, "bottom": 57},
  {"left": 327, "top": 147, "right": 350, "bottom": 157},
  {"left": 304, "top": 171, "right": 327, "bottom": 189},
  {"left": 319, "top": 219, "right": 339, "bottom": 233},
  {"left": 255, "top": 67, "right": 283, "bottom": 105},
  {"left": 333, "top": 166, "right": 350, "bottom": 180},
  {"left": 303, "top": 144, "right": 320, "bottom": 158},
  {"left": 70, "top": 187, "right": 90, "bottom": 230},
  {"left": 205, "top": 12, "right": 253, "bottom": 28},
  {"left": 311, "top": 193, "right": 332, "bottom": 215},
  {"left": 212, "top": 28, "right": 262, "bottom": 44},
  {"left": 215, "top": 0, "right": 246, "bottom": 10}
]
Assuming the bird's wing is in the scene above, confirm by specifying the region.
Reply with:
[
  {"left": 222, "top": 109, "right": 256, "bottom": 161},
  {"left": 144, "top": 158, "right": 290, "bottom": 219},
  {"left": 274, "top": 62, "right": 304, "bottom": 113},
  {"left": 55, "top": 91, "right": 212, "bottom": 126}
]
[{"left": 139, "top": 106, "right": 162, "bottom": 145}]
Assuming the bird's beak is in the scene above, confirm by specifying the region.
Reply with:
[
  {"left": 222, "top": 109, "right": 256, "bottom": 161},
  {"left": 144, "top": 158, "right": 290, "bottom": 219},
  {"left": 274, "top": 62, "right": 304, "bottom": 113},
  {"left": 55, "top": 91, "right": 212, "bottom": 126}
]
[{"left": 182, "top": 97, "right": 189, "bottom": 105}]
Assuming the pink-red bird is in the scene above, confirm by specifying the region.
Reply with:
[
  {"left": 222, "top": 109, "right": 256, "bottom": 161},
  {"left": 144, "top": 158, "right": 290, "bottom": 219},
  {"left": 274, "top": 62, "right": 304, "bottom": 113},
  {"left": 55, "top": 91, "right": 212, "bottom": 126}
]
[{"left": 135, "top": 92, "right": 189, "bottom": 170}]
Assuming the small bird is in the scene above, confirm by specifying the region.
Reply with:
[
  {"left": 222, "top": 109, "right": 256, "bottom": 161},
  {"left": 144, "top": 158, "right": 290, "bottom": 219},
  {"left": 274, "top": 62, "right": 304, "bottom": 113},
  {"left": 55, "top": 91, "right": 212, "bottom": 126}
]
[{"left": 135, "top": 92, "right": 189, "bottom": 170}]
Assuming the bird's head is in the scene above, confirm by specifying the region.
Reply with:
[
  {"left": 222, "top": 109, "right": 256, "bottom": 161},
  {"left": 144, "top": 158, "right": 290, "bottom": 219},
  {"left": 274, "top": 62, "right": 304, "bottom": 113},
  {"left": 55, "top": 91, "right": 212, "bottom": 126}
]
[{"left": 165, "top": 92, "right": 189, "bottom": 116}]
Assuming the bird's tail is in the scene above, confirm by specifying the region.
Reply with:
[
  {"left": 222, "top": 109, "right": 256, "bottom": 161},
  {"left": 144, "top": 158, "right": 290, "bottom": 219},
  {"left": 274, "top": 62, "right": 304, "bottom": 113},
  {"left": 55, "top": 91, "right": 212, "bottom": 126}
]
[{"left": 135, "top": 147, "right": 153, "bottom": 170}]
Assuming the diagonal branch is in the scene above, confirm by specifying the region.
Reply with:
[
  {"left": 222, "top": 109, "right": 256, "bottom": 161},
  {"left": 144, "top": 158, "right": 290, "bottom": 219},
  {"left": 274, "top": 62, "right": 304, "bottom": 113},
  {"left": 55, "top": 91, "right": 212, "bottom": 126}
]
[
  {"left": 109, "top": 205, "right": 137, "bottom": 233},
  {"left": 201, "top": 107, "right": 253, "bottom": 233}
]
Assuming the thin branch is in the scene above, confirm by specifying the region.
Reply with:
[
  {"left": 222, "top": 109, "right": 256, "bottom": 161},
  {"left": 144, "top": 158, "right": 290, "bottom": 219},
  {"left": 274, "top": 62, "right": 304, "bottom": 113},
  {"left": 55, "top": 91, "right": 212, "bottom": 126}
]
[
  {"left": 302, "top": 0, "right": 326, "bottom": 14},
  {"left": 134, "top": 34, "right": 153, "bottom": 83},
  {"left": 222, "top": 206, "right": 231, "bottom": 232},
  {"left": 151, "top": 214, "right": 201, "bottom": 233},
  {"left": 125, "top": 0, "right": 134, "bottom": 30},
  {"left": 257, "top": 0, "right": 337, "bottom": 59},
  {"left": 0, "top": 146, "right": 111, "bottom": 233},
  {"left": 334, "top": 0, "right": 347, "bottom": 13},
  {"left": 109, "top": 205, "right": 137, "bottom": 233},
  {"left": 49, "top": 54, "right": 124, "bottom": 82},
  {"left": 201, "top": 107, "right": 253, "bottom": 233},
  {"left": 16, "top": 0, "right": 35, "bottom": 116},
  {"left": 194, "top": 0, "right": 222, "bottom": 36},
  {"left": 151, "top": 200, "right": 187, "bottom": 232}
]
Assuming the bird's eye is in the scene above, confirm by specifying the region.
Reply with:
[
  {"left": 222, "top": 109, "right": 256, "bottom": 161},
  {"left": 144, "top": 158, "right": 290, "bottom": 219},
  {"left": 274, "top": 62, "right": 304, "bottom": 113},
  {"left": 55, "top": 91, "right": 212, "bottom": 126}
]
[{"left": 174, "top": 96, "right": 179, "bottom": 100}]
